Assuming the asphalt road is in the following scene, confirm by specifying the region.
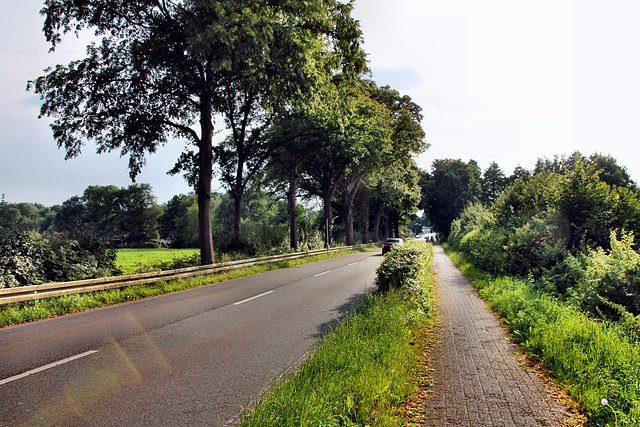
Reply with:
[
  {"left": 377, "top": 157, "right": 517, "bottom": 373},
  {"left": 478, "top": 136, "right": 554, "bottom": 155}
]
[{"left": 0, "top": 250, "right": 381, "bottom": 426}]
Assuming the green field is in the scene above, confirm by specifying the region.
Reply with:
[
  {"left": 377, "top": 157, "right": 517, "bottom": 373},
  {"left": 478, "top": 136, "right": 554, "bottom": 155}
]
[{"left": 116, "top": 248, "right": 200, "bottom": 275}]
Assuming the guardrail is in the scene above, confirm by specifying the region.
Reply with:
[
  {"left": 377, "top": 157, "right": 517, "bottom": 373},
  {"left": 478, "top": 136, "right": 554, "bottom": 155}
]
[{"left": 0, "top": 243, "right": 380, "bottom": 305}]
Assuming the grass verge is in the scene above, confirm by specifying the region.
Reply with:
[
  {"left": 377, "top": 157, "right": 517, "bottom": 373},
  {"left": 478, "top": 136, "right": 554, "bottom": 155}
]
[
  {"left": 116, "top": 248, "right": 200, "bottom": 274},
  {"left": 0, "top": 247, "right": 377, "bottom": 329},
  {"left": 444, "top": 245, "right": 640, "bottom": 426},
  {"left": 237, "top": 241, "right": 434, "bottom": 427}
]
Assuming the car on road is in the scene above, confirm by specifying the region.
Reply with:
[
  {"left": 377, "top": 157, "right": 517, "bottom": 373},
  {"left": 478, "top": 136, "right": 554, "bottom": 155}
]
[{"left": 381, "top": 238, "right": 403, "bottom": 254}]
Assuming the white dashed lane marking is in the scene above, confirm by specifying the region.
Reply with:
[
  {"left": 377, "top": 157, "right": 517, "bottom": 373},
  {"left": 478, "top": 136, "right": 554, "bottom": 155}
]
[
  {"left": 233, "top": 291, "right": 275, "bottom": 306},
  {"left": 0, "top": 350, "right": 98, "bottom": 386}
]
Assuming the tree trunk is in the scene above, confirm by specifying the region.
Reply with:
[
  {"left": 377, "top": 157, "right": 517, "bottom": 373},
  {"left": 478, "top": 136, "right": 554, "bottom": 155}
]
[
  {"left": 288, "top": 166, "right": 299, "bottom": 250},
  {"left": 232, "top": 157, "right": 245, "bottom": 248},
  {"left": 341, "top": 175, "right": 361, "bottom": 246},
  {"left": 344, "top": 199, "right": 354, "bottom": 246},
  {"left": 198, "top": 99, "right": 215, "bottom": 265},
  {"left": 360, "top": 190, "right": 368, "bottom": 244},
  {"left": 372, "top": 204, "right": 382, "bottom": 242},
  {"left": 393, "top": 211, "right": 400, "bottom": 238},
  {"left": 323, "top": 190, "right": 333, "bottom": 247},
  {"left": 233, "top": 191, "right": 243, "bottom": 248}
]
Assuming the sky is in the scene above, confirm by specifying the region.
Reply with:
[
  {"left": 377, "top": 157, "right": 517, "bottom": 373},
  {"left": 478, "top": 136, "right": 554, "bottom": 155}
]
[{"left": 2, "top": 1, "right": 640, "bottom": 206}]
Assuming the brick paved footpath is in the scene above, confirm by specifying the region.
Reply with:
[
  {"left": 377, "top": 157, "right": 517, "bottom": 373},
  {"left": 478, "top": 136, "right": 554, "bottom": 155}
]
[{"left": 420, "top": 245, "right": 569, "bottom": 426}]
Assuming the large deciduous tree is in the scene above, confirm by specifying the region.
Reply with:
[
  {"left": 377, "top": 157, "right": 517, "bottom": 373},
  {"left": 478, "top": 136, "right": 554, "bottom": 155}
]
[
  {"left": 364, "top": 83, "right": 428, "bottom": 241},
  {"left": 264, "top": 113, "right": 330, "bottom": 249},
  {"left": 30, "top": 0, "right": 348, "bottom": 264},
  {"left": 56, "top": 184, "right": 160, "bottom": 246}
]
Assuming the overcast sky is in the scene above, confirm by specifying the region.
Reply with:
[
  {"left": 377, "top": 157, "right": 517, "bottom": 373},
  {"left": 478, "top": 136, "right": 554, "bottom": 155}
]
[{"left": 2, "top": 1, "right": 640, "bottom": 206}]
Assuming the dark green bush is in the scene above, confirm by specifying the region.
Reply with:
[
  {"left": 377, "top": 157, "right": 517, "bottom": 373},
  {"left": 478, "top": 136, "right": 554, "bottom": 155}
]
[
  {"left": 375, "top": 240, "right": 431, "bottom": 294},
  {"left": 0, "top": 230, "right": 118, "bottom": 288}
]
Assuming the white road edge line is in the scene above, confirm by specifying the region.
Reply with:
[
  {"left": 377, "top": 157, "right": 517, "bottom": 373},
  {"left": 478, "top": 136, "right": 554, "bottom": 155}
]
[
  {"left": 233, "top": 290, "right": 274, "bottom": 306},
  {"left": 347, "top": 262, "right": 357, "bottom": 266},
  {"left": 0, "top": 350, "right": 99, "bottom": 386},
  {"left": 313, "top": 270, "right": 331, "bottom": 277}
]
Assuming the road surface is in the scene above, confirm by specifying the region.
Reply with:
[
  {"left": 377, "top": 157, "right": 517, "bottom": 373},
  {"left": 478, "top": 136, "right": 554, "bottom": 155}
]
[{"left": 0, "top": 250, "right": 381, "bottom": 426}]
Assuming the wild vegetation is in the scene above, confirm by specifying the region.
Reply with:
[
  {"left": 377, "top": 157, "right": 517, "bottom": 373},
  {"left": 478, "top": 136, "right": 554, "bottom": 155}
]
[
  {"left": 444, "top": 152, "right": 640, "bottom": 425},
  {"left": 238, "top": 240, "right": 434, "bottom": 426}
]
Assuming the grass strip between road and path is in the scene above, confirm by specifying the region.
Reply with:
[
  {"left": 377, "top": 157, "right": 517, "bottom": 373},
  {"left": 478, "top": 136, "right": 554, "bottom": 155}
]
[
  {"left": 237, "top": 241, "right": 435, "bottom": 427},
  {"left": 0, "top": 247, "right": 378, "bottom": 329},
  {"left": 443, "top": 244, "right": 640, "bottom": 427}
]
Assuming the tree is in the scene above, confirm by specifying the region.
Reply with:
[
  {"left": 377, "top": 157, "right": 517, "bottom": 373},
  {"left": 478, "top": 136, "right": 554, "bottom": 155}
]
[
  {"left": 81, "top": 185, "right": 121, "bottom": 242},
  {"left": 30, "top": 0, "right": 349, "bottom": 264},
  {"left": 506, "top": 165, "right": 531, "bottom": 186},
  {"left": 301, "top": 131, "right": 346, "bottom": 246},
  {"left": 119, "top": 184, "right": 161, "bottom": 246},
  {"left": 264, "top": 113, "right": 329, "bottom": 249},
  {"left": 588, "top": 153, "right": 636, "bottom": 189},
  {"left": 421, "top": 159, "right": 482, "bottom": 237},
  {"left": 533, "top": 152, "right": 636, "bottom": 190},
  {"left": 367, "top": 83, "right": 428, "bottom": 158},
  {"left": 364, "top": 83, "right": 428, "bottom": 241},
  {"left": 55, "top": 196, "right": 87, "bottom": 238},
  {"left": 159, "top": 194, "right": 199, "bottom": 248},
  {"left": 211, "top": 15, "right": 331, "bottom": 249},
  {"left": 333, "top": 83, "right": 394, "bottom": 245},
  {"left": 262, "top": 21, "right": 371, "bottom": 249},
  {"left": 0, "top": 197, "right": 42, "bottom": 234},
  {"left": 481, "top": 162, "right": 507, "bottom": 204},
  {"left": 56, "top": 184, "right": 160, "bottom": 247}
]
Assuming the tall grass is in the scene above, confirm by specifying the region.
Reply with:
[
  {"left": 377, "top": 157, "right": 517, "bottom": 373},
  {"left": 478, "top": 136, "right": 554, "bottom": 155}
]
[
  {"left": 238, "top": 241, "right": 434, "bottom": 426},
  {"left": 445, "top": 247, "right": 640, "bottom": 426}
]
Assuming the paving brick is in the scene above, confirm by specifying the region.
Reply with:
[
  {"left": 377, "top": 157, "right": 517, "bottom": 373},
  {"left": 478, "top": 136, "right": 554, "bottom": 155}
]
[{"left": 420, "top": 245, "right": 568, "bottom": 426}]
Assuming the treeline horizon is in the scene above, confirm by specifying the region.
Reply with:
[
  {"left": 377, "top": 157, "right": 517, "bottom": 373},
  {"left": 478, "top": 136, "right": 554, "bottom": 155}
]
[{"left": 4, "top": 149, "right": 635, "bottom": 245}]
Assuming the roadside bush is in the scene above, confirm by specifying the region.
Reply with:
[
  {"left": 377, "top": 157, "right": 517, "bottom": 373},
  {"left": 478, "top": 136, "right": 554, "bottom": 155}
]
[
  {"left": 0, "top": 231, "right": 43, "bottom": 288},
  {"left": 375, "top": 240, "right": 431, "bottom": 294},
  {"left": 0, "top": 230, "right": 118, "bottom": 288},
  {"left": 567, "top": 231, "right": 640, "bottom": 317}
]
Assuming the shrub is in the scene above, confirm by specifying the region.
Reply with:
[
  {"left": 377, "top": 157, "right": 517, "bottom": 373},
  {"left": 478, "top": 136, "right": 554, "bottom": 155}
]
[
  {"left": 570, "top": 231, "right": 640, "bottom": 317},
  {"left": 0, "top": 231, "right": 43, "bottom": 288},
  {"left": 0, "top": 230, "right": 118, "bottom": 288},
  {"left": 375, "top": 240, "right": 431, "bottom": 295}
]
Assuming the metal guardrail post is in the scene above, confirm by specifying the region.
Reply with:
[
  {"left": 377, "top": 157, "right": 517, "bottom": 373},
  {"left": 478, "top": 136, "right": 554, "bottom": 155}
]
[{"left": 0, "top": 243, "right": 380, "bottom": 305}]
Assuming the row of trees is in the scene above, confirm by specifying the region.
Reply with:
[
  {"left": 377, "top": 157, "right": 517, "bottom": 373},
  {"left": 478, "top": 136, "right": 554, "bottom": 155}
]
[
  {"left": 2, "top": 170, "right": 423, "bottom": 256},
  {"left": 419, "top": 152, "right": 637, "bottom": 239},
  {"left": 1, "top": 170, "right": 426, "bottom": 287},
  {"left": 30, "top": 0, "right": 428, "bottom": 264}
]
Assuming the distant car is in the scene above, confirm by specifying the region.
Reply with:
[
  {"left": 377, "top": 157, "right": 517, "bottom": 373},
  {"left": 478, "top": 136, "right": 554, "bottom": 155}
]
[{"left": 382, "top": 238, "right": 403, "bottom": 254}]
